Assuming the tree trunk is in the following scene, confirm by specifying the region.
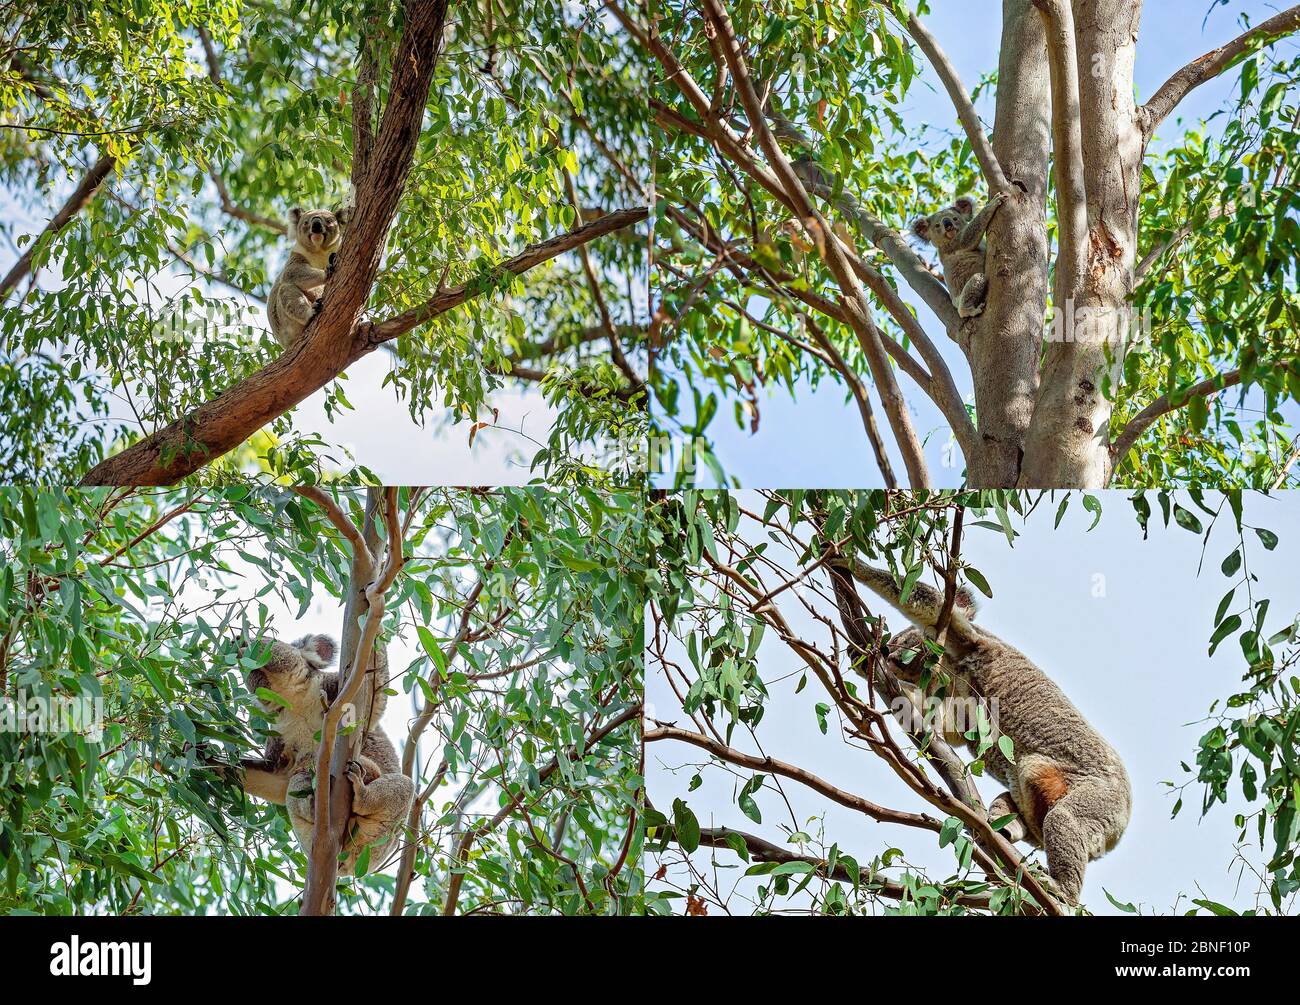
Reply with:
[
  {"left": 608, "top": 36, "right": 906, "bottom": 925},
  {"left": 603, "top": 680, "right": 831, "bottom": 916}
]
[
  {"left": 1019, "top": 0, "right": 1144, "bottom": 487},
  {"left": 967, "top": 0, "right": 1051, "bottom": 487}
]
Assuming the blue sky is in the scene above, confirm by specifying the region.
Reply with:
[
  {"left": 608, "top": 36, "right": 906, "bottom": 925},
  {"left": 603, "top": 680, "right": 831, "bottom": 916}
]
[
  {"left": 647, "top": 490, "right": 1300, "bottom": 915},
  {"left": 654, "top": 0, "right": 1300, "bottom": 488}
]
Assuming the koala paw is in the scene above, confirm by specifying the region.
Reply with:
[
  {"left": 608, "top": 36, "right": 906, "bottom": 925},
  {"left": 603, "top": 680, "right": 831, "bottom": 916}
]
[
  {"left": 345, "top": 759, "right": 367, "bottom": 790},
  {"left": 311, "top": 297, "right": 324, "bottom": 317},
  {"left": 327, "top": 253, "right": 338, "bottom": 278}
]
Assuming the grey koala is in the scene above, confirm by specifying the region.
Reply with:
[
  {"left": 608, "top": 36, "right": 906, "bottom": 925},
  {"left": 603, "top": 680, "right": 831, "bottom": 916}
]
[
  {"left": 238, "top": 633, "right": 413, "bottom": 875},
  {"left": 909, "top": 193, "right": 1005, "bottom": 319},
  {"left": 839, "top": 558, "right": 1131, "bottom": 905},
  {"left": 267, "top": 206, "right": 352, "bottom": 349}
]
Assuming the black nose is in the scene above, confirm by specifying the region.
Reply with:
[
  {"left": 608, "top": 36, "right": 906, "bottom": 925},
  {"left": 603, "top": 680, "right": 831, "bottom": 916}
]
[{"left": 311, "top": 219, "right": 324, "bottom": 234}]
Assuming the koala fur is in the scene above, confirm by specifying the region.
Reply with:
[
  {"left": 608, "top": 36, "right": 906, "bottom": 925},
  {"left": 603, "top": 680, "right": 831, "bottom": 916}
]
[
  {"left": 267, "top": 206, "right": 352, "bottom": 349},
  {"left": 840, "top": 558, "right": 1131, "bottom": 905},
  {"left": 909, "top": 193, "right": 1005, "bottom": 319},
  {"left": 239, "top": 633, "right": 413, "bottom": 875}
]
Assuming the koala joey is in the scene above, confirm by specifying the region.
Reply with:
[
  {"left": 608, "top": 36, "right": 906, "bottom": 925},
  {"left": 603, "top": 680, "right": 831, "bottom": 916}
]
[
  {"left": 838, "top": 557, "right": 1131, "bottom": 905},
  {"left": 239, "top": 633, "right": 413, "bottom": 875},
  {"left": 910, "top": 193, "right": 1006, "bottom": 319},
  {"left": 267, "top": 206, "right": 352, "bottom": 349}
]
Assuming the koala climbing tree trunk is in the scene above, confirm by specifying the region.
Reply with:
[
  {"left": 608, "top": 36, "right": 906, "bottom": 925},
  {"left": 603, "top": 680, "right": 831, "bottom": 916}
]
[{"left": 293, "top": 486, "right": 408, "bottom": 916}]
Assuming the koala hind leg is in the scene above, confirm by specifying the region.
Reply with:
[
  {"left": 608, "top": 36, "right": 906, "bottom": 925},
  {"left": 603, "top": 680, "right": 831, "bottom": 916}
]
[
  {"left": 1038, "top": 778, "right": 1120, "bottom": 905},
  {"left": 343, "top": 763, "right": 414, "bottom": 872},
  {"left": 281, "top": 288, "right": 318, "bottom": 326},
  {"left": 286, "top": 767, "right": 317, "bottom": 853},
  {"left": 348, "top": 764, "right": 414, "bottom": 819},
  {"left": 988, "top": 791, "right": 1033, "bottom": 845},
  {"left": 957, "top": 273, "right": 989, "bottom": 318}
]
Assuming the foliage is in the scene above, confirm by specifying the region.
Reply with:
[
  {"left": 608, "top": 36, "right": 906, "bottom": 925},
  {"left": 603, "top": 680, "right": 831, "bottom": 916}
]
[
  {"left": 643, "top": 488, "right": 1300, "bottom": 915},
  {"left": 0, "top": 486, "right": 644, "bottom": 915},
  {"left": 647, "top": 1, "right": 1300, "bottom": 486},
  {"left": 0, "top": 0, "right": 647, "bottom": 484}
]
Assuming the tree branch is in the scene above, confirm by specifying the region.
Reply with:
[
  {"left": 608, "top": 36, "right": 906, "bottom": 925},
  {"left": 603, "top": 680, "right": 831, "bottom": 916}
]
[
  {"left": 1140, "top": 5, "right": 1300, "bottom": 137},
  {"left": 1109, "top": 368, "right": 1245, "bottom": 462},
  {"left": 671, "top": 823, "right": 1011, "bottom": 913},
  {"left": 903, "top": 14, "right": 1010, "bottom": 193},
  {"left": 0, "top": 154, "right": 114, "bottom": 300},
  {"left": 441, "top": 702, "right": 640, "bottom": 915},
  {"left": 646, "top": 725, "right": 945, "bottom": 833},
  {"left": 78, "top": 206, "right": 642, "bottom": 485},
  {"left": 698, "top": 0, "right": 930, "bottom": 487}
]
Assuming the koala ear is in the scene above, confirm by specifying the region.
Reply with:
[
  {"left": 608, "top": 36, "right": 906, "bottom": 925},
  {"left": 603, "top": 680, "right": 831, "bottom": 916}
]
[
  {"left": 333, "top": 205, "right": 353, "bottom": 227},
  {"left": 909, "top": 216, "right": 931, "bottom": 241},
  {"left": 311, "top": 635, "right": 338, "bottom": 666},
  {"left": 288, "top": 207, "right": 304, "bottom": 229},
  {"left": 955, "top": 586, "right": 980, "bottom": 620},
  {"left": 296, "top": 634, "right": 337, "bottom": 668},
  {"left": 953, "top": 196, "right": 975, "bottom": 217}
]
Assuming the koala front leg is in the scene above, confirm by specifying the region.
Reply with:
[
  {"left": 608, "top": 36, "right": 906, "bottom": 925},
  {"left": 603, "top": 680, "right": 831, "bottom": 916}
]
[
  {"left": 238, "top": 757, "right": 289, "bottom": 804},
  {"left": 957, "top": 192, "right": 1006, "bottom": 250}
]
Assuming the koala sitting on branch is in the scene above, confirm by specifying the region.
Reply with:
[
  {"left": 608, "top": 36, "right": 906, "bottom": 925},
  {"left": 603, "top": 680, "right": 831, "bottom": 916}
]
[
  {"left": 267, "top": 206, "right": 352, "bottom": 349},
  {"left": 838, "top": 557, "right": 1131, "bottom": 905},
  {"left": 909, "top": 193, "right": 1005, "bottom": 319},
  {"left": 236, "top": 633, "right": 413, "bottom": 876}
]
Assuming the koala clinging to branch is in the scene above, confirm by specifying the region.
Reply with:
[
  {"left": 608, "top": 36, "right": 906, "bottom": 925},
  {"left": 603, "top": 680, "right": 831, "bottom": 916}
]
[
  {"left": 910, "top": 193, "right": 1005, "bottom": 319},
  {"left": 267, "top": 206, "right": 352, "bottom": 349},
  {"left": 238, "top": 633, "right": 413, "bottom": 875},
  {"left": 837, "top": 557, "right": 1131, "bottom": 905}
]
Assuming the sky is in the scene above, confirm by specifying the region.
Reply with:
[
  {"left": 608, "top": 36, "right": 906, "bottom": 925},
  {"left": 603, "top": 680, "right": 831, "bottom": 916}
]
[
  {"left": 646, "top": 490, "right": 1300, "bottom": 915},
  {"left": 653, "top": 0, "right": 1300, "bottom": 488}
]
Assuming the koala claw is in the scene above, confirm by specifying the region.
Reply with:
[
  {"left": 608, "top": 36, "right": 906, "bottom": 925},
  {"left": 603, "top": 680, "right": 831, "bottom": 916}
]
[{"left": 345, "top": 759, "right": 366, "bottom": 788}]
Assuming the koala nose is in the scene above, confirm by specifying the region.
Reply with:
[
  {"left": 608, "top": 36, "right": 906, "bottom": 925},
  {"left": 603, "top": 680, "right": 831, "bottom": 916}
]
[{"left": 311, "top": 218, "right": 325, "bottom": 234}]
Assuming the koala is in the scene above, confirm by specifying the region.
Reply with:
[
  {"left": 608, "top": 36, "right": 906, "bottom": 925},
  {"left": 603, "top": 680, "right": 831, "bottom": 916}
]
[
  {"left": 838, "top": 557, "right": 1131, "bottom": 905},
  {"left": 909, "top": 193, "right": 1005, "bottom": 319},
  {"left": 267, "top": 206, "right": 352, "bottom": 349},
  {"left": 238, "top": 633, "right": 413, "bottom": 876}
]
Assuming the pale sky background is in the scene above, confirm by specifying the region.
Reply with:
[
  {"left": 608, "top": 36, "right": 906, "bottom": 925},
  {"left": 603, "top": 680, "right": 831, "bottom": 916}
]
[
  {"left": 647, "top": 491, "right": 1300, "bottom": 915},
  {"left": 653, "top": 0, "right": 1300, "bottom": 487}
]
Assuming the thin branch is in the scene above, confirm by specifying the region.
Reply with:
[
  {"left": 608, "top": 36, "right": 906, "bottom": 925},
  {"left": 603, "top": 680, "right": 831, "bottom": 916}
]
[
  {"left": 441, "top": 702, "right": 640, "bottom": 915},
  {"left": 1109, "top": 368, "right": 1245, "bottom": 461},
  {"left": 209, "top": 172, "right": 286, "bottom": 234},
  {"left": 646, "top": 725, "right": 944, "bottom": 833},
  {"left": 903, "top": 14, "right": 1010, "bottom": 192},
  {"left": 1140, "top": 5, "right": 1300, "bottom": 137},
  {"left": 0, "top": 154, "right": 114, "bottom": 300},
  {"left": 290, "top": 485, "right": 373, "bottom": 567},
  {"left": 698, "top": 0, "right": 930, "bottom": 486},
  {"left": 676, "top": 823, "right": 1013, "bottom": 913}
]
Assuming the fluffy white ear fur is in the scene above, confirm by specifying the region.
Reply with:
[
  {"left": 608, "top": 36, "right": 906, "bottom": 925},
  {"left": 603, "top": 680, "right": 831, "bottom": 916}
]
[
  {"left": 953, "top": 196, "right": 975, "bottom": 217},
  {"left": 294, "top": 633, "right": 337, "bottom": 668},
  {"left": 910, "top": 216, "right": 931, "bottom": 241},
  {"left": 288, "top": 207, "right": 304, "bottom": 228}
]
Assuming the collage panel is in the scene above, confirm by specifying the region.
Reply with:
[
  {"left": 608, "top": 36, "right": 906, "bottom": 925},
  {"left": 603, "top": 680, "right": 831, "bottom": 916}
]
[
  {"left": 2, "top": 1, "right": 647, "bottom": 487},
  {"left": 646, "top": 1, "right": 1299, "bottom": 490},
  {"left": 645, "top": 489, "right": 1300, "bottom": 916},
  {"left": 0, "top": 0, "right": 1298, "bottom": 985},
  {"left": 0, "top": 486, "right": 644, "bottom": 916}
]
